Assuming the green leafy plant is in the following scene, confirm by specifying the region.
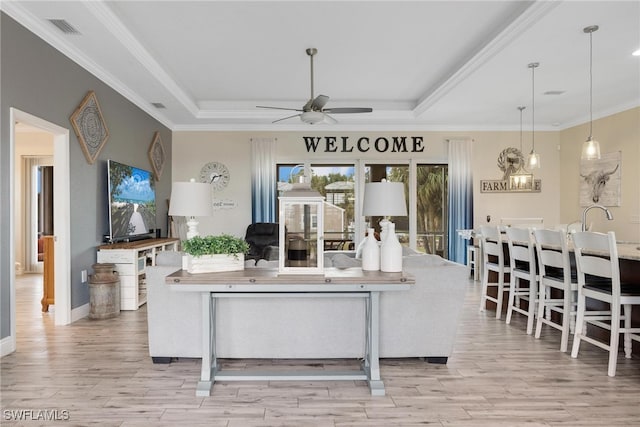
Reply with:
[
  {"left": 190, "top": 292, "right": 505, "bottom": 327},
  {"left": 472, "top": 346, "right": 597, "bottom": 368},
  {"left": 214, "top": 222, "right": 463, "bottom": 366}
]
[{"left": 182, "top": 234, "right": 249, "bottom": 258}]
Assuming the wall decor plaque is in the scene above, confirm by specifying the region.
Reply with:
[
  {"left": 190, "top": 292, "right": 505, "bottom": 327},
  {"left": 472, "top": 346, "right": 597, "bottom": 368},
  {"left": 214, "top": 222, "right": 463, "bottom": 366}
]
[
  {"left": 148, "top": 132, "right": 165, "bottom": 181},
  {"left": 70, "top": 91, "right": 110, "bottom": 164}
]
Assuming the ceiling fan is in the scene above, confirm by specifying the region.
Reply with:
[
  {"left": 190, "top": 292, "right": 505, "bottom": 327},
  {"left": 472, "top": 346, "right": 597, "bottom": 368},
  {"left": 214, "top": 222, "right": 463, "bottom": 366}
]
[{"left": 257, "top": 48, "right": 373, "bottom": 124}]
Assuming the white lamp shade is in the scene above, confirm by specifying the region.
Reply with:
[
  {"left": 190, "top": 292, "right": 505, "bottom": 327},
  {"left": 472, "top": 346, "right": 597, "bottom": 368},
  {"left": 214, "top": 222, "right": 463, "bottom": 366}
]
[
  {"left": 362, "top": 181, "right": 408, "bottom": 217},
  {"left": 168, "top": 181, "right": 213, "bottom": 217}
]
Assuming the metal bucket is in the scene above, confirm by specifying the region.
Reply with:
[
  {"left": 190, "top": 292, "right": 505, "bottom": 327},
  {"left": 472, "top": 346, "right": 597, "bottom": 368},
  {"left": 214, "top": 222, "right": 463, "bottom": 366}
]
[{"left": 88, "top": 263, "right": 120, "bottom": 319}]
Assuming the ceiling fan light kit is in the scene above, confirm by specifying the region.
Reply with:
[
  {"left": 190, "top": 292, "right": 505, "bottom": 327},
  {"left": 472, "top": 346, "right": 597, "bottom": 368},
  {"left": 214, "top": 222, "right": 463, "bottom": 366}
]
[{"left": 257, "top": 48, "right": 373, "bottom": 124}]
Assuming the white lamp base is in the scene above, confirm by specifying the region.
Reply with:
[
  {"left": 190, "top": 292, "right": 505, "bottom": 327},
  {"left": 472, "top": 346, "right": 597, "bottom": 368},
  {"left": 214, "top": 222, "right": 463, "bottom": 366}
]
[{"left": 186, "top": 217, "right": 200, "bottom": 240}]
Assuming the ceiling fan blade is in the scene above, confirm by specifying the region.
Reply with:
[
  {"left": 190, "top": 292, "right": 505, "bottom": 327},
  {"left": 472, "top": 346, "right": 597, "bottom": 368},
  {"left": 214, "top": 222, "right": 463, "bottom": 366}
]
[
  {"left": 272, "top": 113, "right": 302, "bottom": 123},
  {"left": 323, "top": 107, "right": 373, "bottom": 114},
  {"left": 257, "top": 105, "right": 303, "bottom": 112},
  {"left": 310, "top": 95, "right": 329, "bottom": 111},
  {"left": 324, "top": 113, "right": 338, "bottom": 124}
]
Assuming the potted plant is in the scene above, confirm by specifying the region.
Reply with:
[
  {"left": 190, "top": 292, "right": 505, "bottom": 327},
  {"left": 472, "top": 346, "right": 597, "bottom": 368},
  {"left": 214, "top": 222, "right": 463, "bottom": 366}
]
[{"left": 182, "top": 234, "right": 250, "bottom": 273}]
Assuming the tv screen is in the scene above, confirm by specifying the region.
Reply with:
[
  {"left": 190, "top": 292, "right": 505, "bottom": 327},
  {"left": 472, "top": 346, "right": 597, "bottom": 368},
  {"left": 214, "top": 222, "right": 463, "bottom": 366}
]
[{"left": 107, "top": 160, "right": 157, "bottom": 242}]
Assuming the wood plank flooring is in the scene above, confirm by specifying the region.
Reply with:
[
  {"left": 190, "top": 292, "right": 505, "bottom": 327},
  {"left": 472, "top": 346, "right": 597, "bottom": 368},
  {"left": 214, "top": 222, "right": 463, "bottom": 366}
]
[{"left": 2, "top": 273, "right": 639, "bottom": 426}]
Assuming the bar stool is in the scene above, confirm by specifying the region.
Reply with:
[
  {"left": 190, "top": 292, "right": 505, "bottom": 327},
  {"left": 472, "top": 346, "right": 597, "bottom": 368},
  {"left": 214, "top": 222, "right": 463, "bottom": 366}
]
[
  {"left": 479, "top": 225, "right": 511, "bottom": 319},
  {"left": 571, "top": 231, "right": 640, "bottom": 377},
  {"left": 505, "top": 227, "right": 538, "bottom": 335},
  {"left": 533, "top": 229, "right": 578, "bottom": 352},
  {"left": 467, "top": 245, "right": 478, "bottom": 281}
]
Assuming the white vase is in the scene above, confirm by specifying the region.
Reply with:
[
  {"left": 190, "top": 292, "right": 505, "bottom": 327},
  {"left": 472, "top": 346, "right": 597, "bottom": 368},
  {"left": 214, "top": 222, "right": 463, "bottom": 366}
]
[
  {"left": 361, "top": 228, "right": 380, "bottom": 271},
  {"left": 380, "top": 222, "right": 402, "bottom": 272},
  {"left": 379, "top": 219, "right": 390, "bottom": 243}
]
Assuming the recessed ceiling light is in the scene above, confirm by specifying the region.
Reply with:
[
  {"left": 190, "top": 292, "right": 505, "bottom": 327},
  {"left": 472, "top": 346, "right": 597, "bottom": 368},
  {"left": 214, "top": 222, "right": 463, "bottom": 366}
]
[
  {"left": 151, "top": 102, "right": 166, "bottom": 109},
  {"left": 633, "top": 48, "right": 640, "bottom": 56},
  {"left": 544, "top": 90, "right": 566, "bottom": 96}
]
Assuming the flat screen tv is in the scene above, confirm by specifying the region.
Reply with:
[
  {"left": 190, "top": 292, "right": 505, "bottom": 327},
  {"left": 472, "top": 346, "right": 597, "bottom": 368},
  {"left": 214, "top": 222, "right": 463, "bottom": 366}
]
[{"left": 107, "top": 159, "right": 156, "bottom": 242}]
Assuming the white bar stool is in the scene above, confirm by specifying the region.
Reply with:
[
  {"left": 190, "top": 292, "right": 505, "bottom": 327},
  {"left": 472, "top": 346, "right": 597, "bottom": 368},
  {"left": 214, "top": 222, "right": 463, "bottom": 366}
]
[
  {"left": 505, "top": 227, "right": 539, "bottom": 335},
  {"left": 467, "top": 245, "right": 478, "bottom": 281},
  {"left": 533, "top": 229, "right": 578, "bottom": 352},
  {"left": 479, "top": 226, "right": 511, "bottom": 319},
  {"left": 571, "top": 231, "right": 640, "bottom": 377}
]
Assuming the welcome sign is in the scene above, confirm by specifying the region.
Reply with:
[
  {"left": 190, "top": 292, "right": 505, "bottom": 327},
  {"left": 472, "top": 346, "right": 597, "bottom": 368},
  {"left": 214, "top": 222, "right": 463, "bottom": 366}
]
[{"left": 302, "top": 136, "right": 425, "bottom": 153}]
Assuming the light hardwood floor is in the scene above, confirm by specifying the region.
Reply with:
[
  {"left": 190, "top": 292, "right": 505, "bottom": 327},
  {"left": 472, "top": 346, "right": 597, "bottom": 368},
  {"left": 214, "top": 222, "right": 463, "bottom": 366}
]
[{"left": 2, "top": 273, "right": 639, "bottom": 426}]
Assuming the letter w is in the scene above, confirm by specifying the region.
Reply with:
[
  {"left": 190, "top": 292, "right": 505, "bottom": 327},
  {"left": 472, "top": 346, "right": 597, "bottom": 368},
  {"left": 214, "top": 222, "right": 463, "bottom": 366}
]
[{"left": 303, "top": 137, "right": 321, "bottom": 152}]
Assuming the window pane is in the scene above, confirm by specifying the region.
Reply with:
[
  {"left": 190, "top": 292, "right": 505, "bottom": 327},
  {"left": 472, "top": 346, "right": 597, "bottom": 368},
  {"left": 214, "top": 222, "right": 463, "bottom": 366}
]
[
  {"left": 277, "top": 164, "right": 356, "bottom": 251},
  {"left": 311, "top": 165, "right": 355, "bottom": 250},
  {"left": 416, "top": 164, "right": 448, "bottom": 257}
]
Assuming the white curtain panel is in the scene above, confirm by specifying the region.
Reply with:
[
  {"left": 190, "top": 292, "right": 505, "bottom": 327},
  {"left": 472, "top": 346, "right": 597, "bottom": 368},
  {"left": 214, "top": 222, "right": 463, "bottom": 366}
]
[
  {"left": 250, "top": 137, "right": 277, "bottom": 223},
  {"left": 447, "top": 138, "right": 474, "bottom": 264},
  {"left": 22, "top": 156, "right": 53, "bottom": 272}
]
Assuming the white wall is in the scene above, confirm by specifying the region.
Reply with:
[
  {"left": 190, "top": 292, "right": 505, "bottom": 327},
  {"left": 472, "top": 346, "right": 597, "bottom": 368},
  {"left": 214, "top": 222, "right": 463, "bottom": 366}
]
[
  {"left": 471, "top": 130, "right": 561, "bottom": 229},
  {"left": 559, "top": 107, "right": 640, "bottom": 241}
]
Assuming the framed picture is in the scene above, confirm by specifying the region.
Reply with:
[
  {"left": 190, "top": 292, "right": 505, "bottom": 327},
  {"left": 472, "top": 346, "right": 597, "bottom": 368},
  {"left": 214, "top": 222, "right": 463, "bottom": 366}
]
[
  {"left": 580, "top": 151, "right": 621, "bottom": 207},
  {"left": 148, "top": 132, "right": 165, "bottom": 181},
  {"left": 70, "top": 91, "right": 109, "bottom": 164}
]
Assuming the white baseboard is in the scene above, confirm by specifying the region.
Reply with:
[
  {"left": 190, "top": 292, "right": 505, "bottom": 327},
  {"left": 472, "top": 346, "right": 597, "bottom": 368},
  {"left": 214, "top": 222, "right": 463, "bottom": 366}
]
[
  {"left": 71, "top": 303, "right": 90, "bottom": 323},
  {"left": 0, "top": 335, "right": 16, "bottom": 357}
]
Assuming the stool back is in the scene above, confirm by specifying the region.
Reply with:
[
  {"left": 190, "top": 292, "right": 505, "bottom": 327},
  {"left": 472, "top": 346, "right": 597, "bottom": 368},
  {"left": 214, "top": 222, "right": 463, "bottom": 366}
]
[
  {"left": 571, "top": 231, "right": 619, "bottom": 294},
  {"left": 479, "top": 225, "right": 504, "bottom": 266},
  {"left": 533, "top": 229, "right": 572, "bottom": 284},
  {"left": 506, "top": 227, "right": 536, "bottom": 275}
]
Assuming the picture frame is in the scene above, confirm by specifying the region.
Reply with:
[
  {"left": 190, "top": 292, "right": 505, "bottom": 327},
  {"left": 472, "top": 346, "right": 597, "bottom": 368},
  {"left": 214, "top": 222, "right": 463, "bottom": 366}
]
[
  {"left": 148, "top": 131, "right": 165, "bottom": 181},
  {"left": 580, "top": 151, "right": 621, "bottom": 207},
  {"left": 70, "top": 91, "right": 109, "bottom": 164}
]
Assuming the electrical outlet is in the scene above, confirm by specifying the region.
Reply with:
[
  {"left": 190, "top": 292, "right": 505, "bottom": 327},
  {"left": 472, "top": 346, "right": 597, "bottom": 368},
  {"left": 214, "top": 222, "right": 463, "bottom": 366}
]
[{"left": 81, "top": 270, "right": 88, "bottom": 283}]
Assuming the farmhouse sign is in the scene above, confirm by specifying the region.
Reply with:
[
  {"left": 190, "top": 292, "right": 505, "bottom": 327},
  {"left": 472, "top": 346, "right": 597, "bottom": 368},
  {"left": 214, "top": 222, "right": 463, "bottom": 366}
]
[
  {"left": 302, "top": 136, "right": 425, "bottom": 153},
  {"left": 480, "top": 147, "right": 542, "bottom": 193}
]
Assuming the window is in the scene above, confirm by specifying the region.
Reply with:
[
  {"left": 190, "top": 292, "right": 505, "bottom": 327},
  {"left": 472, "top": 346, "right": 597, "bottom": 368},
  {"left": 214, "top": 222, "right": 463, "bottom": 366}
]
[
  {"left": 277, "top": 162, "right": 449, "bottom": 258},
  {"left": 416, "top": 164, "right": 448, "bottom": 256},
  {"left": 277, "top": 163, "right": 356, "bottom": 250}
]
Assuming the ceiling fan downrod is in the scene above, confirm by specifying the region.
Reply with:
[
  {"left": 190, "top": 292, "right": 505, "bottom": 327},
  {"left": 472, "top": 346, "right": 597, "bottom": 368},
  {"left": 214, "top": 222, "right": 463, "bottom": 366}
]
[{"left": 306, "top": 48, "right": 317, "bottom": 104}]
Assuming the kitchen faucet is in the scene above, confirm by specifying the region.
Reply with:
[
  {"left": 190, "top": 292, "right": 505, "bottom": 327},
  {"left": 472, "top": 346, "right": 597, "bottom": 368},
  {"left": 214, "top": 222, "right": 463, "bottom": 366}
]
[{"left": 581, "top": 204, "right": 613, "bottom": 232}]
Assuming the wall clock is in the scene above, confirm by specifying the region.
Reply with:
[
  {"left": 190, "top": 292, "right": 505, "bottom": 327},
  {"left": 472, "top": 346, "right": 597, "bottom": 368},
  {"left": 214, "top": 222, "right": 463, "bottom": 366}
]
[{"left": 199, "top": 162, "right": 230, "bottom": 191}]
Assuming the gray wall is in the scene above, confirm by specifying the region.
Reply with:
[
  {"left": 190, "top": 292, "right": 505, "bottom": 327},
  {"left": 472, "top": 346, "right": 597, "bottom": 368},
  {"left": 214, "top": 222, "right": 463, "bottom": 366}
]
[{"left": 1, "top": 13, "right": 172, "bottom": 338}]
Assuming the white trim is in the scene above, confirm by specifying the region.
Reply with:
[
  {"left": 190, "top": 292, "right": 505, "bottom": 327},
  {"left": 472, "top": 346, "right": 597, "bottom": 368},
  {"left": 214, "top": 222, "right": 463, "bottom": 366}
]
[
  {"left": 10, "top": 109, "right": 72, "bottom": 337},
  {"left": 0, "top": 335, "right": 16, "bottom": 357},
  {"left": 71, "top": 303, "right": 90, "bottom": 323}
]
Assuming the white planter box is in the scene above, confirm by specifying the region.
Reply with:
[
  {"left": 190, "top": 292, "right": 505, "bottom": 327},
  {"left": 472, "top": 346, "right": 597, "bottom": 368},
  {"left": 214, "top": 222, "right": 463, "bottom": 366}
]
[{"left": 185, "top": 253, "right": 245, "bottom": 274}]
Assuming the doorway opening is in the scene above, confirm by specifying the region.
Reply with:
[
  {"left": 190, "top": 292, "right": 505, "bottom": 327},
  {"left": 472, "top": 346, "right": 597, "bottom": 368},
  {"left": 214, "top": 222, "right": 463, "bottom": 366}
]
[{"left": 6, "top": 108, "right": 71, "bottom": 355}]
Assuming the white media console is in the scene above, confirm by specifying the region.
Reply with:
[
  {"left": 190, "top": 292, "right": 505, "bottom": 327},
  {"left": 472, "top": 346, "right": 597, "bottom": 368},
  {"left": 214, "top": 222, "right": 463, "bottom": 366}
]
[{"left": 97, "top": 238, "right": 179, "bottom": 310}]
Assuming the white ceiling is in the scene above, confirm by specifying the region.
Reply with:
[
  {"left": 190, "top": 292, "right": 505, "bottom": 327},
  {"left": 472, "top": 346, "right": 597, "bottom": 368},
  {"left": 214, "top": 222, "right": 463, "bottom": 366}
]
[{"left": 3, "top": 1, "right": 639, "bottom": 131}]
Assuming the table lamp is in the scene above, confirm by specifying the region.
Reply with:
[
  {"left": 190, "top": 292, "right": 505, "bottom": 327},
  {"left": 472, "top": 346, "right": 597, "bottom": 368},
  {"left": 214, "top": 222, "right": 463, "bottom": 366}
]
[
  {"left": 168, "top": 179, "right": 213, "bottom": 239},
  {"left": 362, "top": 180, "right": 408, "bottom": 233},
  {"left": 362, "top": 180, "right": 407, "bottom": 272}
]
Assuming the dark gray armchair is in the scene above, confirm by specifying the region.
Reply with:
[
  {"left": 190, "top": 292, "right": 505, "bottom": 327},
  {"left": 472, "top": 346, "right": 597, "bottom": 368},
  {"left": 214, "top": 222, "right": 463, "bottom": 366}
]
[{"left": 244, "top": 222, "right": 279, "bottom": 261}]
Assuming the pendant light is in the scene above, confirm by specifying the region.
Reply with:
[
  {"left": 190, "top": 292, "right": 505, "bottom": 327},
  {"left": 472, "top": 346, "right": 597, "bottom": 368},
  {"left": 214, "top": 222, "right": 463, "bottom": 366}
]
[
  {"left": 581, "top": 25, "right": 601, "bottom": 160},
  {"left": 509, "top": 106, "right": 533, "bottom": 191},
  {"left": 527, "top": 62, "right": 541, "bottom": 169}
]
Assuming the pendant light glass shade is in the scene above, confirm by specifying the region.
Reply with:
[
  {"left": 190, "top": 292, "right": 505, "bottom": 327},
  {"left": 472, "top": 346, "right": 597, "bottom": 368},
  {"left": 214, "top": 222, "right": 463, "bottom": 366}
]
[
  {"left": 582, "top": 136, "right": 601, "bottom": 160},
  {"left": 527, "top": 62, "right": 541, "bottom": 169},
  {"left": 581, "top": 25, "right": 601, "bottom": 160}
]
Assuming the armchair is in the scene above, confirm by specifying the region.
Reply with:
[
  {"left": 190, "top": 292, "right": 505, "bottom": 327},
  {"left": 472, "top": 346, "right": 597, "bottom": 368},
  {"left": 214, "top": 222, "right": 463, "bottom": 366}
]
[{"left": 244, "top": 222, "right": 279, "bottom": 261}]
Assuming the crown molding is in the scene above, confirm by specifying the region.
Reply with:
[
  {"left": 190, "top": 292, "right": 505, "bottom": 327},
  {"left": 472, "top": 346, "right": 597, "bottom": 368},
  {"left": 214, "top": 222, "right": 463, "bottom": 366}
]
[{"left": 413, "top": 1, "right": 560, "bottom": 118}]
